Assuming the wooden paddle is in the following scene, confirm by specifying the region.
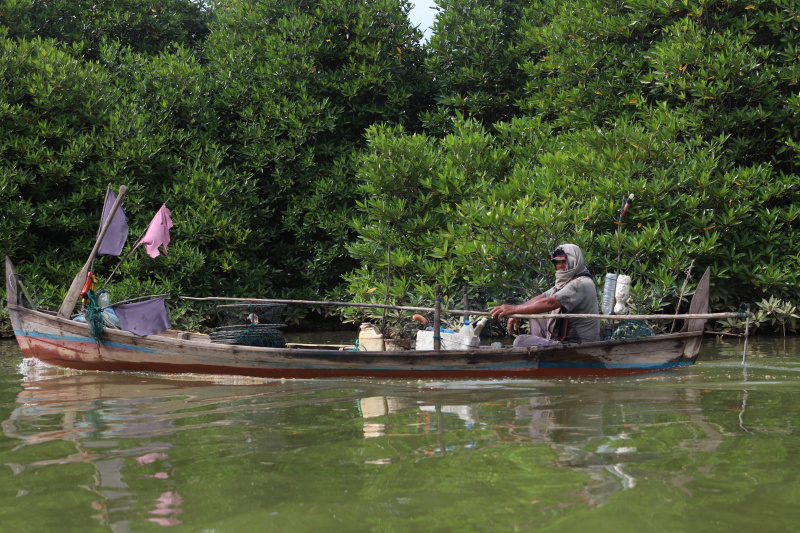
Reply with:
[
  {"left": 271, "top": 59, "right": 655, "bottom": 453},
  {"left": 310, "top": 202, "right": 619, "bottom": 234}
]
[
  {"left": 58, "top": 185, "right": 128, "bottom": 318},
  {"left": 683, "top": 266, "right": 711, "bottom": 333}
]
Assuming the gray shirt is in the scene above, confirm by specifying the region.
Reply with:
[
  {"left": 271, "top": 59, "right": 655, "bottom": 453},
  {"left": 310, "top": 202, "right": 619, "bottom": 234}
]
[{"left": 544, "top": 276, "right": 600, "bottom": 343}]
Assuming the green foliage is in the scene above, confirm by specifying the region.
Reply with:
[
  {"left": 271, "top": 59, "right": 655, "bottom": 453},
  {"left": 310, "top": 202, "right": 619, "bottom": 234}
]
[
  {"left": 1, "top": 0, "right": 799, "bottom": 338},
  {"left": 720, "top": 296, "right": 799, "bottom": 335},
  {"left": 0, "top": 34, "right": 120, "bottom": 288},
  {"left": 424, "top": 0, "right": 529, "bottom": 131},
  {"left": 0, "top": 305, "right": 9, "bottom": 336},
  {"left": 0, "top": 0, "right": 430, "bottom": 331},
  {"left": 344, "top": 118, "right": 528, "bottom": 314},
  {"left": 203, "top": 0, "right": 431, "bottom": 294},
  {"left": 0, "top": 0, "right": 212, "bottom": 60},
  {"left": 345, "top": 0, "right": 800, "bottom": 336}
]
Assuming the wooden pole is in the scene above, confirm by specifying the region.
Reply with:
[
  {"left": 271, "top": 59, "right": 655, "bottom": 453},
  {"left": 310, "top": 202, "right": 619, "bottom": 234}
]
[
  {"left": 704, "top": 331, "right": 746, "bottom": 338},
  {"left": 91, "top": 185, "right": 112, "bottom": 277},
  {"left": 742, "top": 304, "right": 751, "bottom": 365},
  {"left": 381, "top": 245, "right": 391, "bottom": 333},
  {"left": 180, "top": 296, "right": 749, "bottom": 321},
  {"left": 109, "top": 293, "right": 171, "bottom": 308},
  {"left": 670, "top": 260, "right": 694, "bottom": 333},
  {"left": 462, "top": 285, "right": 469, "bottom": 326},
  {"left": 433, "top": 284, "right": 442, "bottom": 351},
  {"left": 82, "top": 185, "right": 112, "bottom": 314}
]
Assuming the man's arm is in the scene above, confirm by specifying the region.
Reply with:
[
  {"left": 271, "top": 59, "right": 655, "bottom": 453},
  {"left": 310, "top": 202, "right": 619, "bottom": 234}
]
[{"left": 490, "top": 295, "right": 563, "bottom": 336}]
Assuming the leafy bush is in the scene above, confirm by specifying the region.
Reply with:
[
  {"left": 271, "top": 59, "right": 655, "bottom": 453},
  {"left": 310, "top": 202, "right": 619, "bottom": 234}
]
[
  {"left": 343, "top": 0, "right": 800, "bottom": 336},
  {"left": 1, "top": 0, "right": 799, "bottom": 339}
]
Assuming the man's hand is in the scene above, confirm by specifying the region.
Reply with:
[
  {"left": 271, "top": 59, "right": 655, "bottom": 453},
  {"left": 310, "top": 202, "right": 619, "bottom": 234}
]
[
  {"left": 490, "top": 303, "right": 517, "bottom": 319},
  {"left": 490, "top": 304, "right": 520, "bottom": 336}
]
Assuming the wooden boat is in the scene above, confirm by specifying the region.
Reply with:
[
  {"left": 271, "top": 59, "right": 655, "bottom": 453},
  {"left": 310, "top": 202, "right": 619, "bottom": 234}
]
[{"left": 5, "top": 256, "right": 726, "bottom": 379}]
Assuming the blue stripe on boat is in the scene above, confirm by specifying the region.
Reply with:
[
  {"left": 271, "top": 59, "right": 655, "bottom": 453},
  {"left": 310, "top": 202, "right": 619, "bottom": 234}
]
[{"left": 14, "top": 329, "right": 161, "bottom": 354}]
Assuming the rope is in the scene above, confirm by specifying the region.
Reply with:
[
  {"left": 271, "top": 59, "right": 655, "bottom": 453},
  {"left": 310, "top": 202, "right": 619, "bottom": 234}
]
[{"left": 737, "top": 303, "right": 748, "bottom": 320}]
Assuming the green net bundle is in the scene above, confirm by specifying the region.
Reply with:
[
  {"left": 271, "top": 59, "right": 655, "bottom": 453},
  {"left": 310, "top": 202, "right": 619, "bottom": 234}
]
[
  {"left": 211, "top": 303, "right": 287, "bottom": 348},
  {"left": 609, "top": 320, "right": 655, "bottom": 340},
  {"left": 84, "top": 290, "right": 105, "bottom": 343}
]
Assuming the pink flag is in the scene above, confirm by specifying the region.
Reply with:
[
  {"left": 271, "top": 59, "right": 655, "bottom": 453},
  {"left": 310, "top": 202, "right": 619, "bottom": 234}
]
[{"left": 138, "top": 204, "right": 173, "bottom": 258}]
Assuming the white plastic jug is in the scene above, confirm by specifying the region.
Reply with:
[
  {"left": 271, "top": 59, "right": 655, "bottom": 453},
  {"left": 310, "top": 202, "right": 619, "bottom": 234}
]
[
  {"left": 614, "top": 275, "right": 631, "bottom": 314},
  {"left": 358, "top": 323, "right": 385, "bottom": 351}
]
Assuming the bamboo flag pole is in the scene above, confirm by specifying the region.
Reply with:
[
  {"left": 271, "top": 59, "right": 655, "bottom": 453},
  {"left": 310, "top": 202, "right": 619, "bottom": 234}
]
[
  {"left": 59, "top": 186, "right": 128, "bottom": 318},
  {"left": 91, "top": 185, "right": 112, "bottom": 276},
  {"left": 179, "top": 296, "right": 749, "bottom": 321},
  {"left": 82, "top": 184, "right": 113, "bottom": 314}
]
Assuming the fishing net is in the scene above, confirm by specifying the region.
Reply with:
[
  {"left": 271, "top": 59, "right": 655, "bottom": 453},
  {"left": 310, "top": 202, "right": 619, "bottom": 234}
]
[
  {"left": 211, "top": 303, "right": 287, "bottom": 348},
  {"left": 210, "top": 324, "right": 286, "bottom": 347},
  {"left": 84, "top": 290, "right": 105, "bottom": 343},
  {"left": 606, "top": 320, "right": 655, "bottom": 340}
]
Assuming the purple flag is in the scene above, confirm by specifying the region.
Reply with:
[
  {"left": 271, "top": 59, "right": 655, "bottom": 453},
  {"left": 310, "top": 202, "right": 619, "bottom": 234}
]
[
  {"left": 138, "top": 204, "right": 173, "bottom": 258},
  {"left": 113, "top": 297, "right": 171, "bottom": 336},
  {"left": 97, "top": 189, "right": 129, "bottom": 256}
]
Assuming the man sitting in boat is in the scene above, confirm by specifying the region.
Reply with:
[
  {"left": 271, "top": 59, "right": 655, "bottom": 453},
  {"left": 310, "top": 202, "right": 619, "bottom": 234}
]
[{"left": 490, "top": 244, "right": 600, "bottom": 346}]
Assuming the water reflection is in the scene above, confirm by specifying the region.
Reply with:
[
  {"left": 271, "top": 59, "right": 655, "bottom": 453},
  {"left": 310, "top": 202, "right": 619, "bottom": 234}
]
[
  {"left": 2, "top": 363, "right": 353, "bottom": 531},
  {"left": 2, "top": 338, "right": 800, "bottom": 531},
  {"left": 349, "top": 383, "right": 721, "bottom": 509}
]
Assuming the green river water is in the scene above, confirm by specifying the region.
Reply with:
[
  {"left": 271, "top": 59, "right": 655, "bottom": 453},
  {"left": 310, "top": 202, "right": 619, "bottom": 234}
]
[{"left": 1, "top": 336, "right": 799, "bottom": 532}]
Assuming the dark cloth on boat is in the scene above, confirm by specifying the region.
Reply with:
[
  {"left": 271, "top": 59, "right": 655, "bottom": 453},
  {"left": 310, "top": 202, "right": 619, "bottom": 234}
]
[
  {"left": 513, "top": 318, "right": 560, "bottom": 347},
  {"left": 113, "top": 297, "right": 171, "bottom": 336}
]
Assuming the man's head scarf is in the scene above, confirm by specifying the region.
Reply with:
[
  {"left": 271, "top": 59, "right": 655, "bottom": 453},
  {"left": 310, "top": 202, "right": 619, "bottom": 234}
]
[{"left": 553, "top": 243, "right": 590, "bottom": 290}]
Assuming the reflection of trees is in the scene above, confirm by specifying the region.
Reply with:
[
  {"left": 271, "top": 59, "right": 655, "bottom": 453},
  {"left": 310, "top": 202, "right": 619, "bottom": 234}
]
[
  {"left": 5, "top": 361, "right": 800, "bottom": 530},
  {"left": 1, "top": 369, "right": 330, "bottom": 531},
  {"left": 352, "top": 385, "right": 731, "bottom": 510}
]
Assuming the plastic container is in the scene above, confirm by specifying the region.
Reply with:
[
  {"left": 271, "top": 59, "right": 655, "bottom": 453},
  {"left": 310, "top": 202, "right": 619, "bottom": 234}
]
[
  {"left": 601, "top": 273, "right": 617, "bottom": 315},
  {"left": 358, "top": 323, "right": 385, "bottom": 351},
  {"left": 459, "top": 319, "right": 474, "bottom": 337},
  {"left": 97, "top": 289, "right": 111, "bottom": 309},
  {"left": 472, "top": 317, "right": 488, "bottom": 336},
  {"left": 102, "top": 308, "right": 121, "bottom": 329},
  {"left": 613, "top": 275, "right": 631, "bottom": 315},
  {"left": 415, "top": 330, "right": 480, "bottom": 351}
]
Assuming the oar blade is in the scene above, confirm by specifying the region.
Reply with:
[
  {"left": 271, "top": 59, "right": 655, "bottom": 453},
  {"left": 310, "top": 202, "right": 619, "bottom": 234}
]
[{"left": 684, "top": 267, "right": 711, "bottom": 332}]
